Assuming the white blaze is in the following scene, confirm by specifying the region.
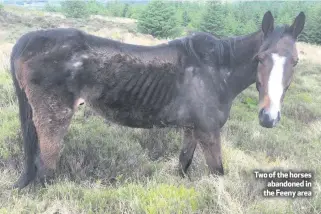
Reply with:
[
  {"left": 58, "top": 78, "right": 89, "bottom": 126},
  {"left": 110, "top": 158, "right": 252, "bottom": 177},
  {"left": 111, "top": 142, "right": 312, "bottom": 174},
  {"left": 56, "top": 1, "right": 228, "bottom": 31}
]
[{"left": 268, "top": 53, "right": 286, "bottom": 120}]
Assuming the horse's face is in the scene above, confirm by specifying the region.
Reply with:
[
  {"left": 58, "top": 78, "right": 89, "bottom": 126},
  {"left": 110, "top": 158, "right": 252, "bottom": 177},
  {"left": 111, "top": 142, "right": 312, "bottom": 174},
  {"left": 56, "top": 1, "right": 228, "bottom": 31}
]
[{"left": 256, "top": 11, "right": 305, "bottom": 128}]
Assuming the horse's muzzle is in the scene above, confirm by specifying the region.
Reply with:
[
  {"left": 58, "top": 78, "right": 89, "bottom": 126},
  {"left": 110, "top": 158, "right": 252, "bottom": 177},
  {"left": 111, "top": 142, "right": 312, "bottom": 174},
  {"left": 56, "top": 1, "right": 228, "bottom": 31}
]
[{"left": 259, "top": 108, "right": 281, "bottom": 128}]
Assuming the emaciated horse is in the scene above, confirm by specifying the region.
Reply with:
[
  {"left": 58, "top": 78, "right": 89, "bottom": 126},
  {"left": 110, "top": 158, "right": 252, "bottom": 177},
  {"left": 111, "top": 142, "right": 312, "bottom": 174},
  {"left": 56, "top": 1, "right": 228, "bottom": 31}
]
[{"left": 10, "top": 11, "right": 305, "bottom": 189}]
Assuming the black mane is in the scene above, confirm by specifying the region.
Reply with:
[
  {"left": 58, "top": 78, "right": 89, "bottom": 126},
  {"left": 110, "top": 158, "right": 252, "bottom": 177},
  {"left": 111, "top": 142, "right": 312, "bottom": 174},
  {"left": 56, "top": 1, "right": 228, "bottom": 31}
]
[{"left": 260, "top": 25, "right": 291, "bottom": 51}]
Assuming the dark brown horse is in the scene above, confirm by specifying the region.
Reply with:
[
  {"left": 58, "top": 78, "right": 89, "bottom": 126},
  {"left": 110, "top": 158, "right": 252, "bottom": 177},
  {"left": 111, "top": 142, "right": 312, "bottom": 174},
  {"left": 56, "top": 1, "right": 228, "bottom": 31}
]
[{"left": 10, "top": 11, "right": 305, "bottom": 189}]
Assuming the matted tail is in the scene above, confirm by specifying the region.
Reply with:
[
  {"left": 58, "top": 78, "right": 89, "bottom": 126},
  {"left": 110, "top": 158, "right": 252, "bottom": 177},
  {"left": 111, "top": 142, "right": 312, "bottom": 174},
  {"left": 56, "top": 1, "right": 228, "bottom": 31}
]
[{"left": 10, "top": 42, "right": 38, "bottom": 189}]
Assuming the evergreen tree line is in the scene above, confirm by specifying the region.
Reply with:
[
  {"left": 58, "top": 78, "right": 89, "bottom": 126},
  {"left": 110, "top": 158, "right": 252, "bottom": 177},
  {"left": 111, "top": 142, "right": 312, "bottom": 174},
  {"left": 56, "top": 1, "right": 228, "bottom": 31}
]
[{"left": 45, "top": 0, "right": 321, "bottom": 45}]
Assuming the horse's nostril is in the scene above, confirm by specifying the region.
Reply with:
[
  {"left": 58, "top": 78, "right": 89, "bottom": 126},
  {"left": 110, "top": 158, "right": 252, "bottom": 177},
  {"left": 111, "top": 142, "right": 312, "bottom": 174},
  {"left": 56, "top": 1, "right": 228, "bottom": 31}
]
[{"left": 259, "top": 108, "right": 265, "bottom": 117}]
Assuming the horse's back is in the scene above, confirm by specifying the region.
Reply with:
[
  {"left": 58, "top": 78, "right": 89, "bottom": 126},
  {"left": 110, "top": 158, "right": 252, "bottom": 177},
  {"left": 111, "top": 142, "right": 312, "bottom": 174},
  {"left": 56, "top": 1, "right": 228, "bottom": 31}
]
[{"left": 11, "top": 28, "right": 86, "bottom": 64}]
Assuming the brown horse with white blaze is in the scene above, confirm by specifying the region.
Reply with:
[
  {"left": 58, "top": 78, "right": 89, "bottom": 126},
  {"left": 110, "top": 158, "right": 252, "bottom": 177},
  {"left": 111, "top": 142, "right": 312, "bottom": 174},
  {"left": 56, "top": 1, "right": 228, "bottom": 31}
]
[{"left": 10, "top": 11, "right": 305, "bottom": 189}]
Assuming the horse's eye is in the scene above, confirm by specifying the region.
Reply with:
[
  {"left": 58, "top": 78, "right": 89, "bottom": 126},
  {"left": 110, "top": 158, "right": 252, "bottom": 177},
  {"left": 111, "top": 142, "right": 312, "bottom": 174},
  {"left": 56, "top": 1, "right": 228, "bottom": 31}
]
[
  {"left": 257, "top": 56, "right": 263, "bottom": 63},
  {"left": 256, "top": 81, "right": 261, "bottom": 91},
  {"left": 255, "top": 54, "right": 264, "bottom": 64},
  {"left": 293, "top": 58, "right": 299, "bottom": 67},
  {"left": 257, "top": 54, "right": 265, "bottom": 64},
  {"left": 258, "top": 58, "right": 263, "bottom": 64}
]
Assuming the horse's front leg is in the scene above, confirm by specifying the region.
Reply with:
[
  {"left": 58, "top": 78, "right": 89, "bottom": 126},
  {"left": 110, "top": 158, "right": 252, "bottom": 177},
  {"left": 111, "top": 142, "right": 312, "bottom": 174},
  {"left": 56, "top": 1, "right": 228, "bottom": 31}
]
[
  {"left": 179, "top": 127, "right": 198, "bottom": 177},
  {"left": 195, "top": 129, "right": 224, "bottom": 175}
]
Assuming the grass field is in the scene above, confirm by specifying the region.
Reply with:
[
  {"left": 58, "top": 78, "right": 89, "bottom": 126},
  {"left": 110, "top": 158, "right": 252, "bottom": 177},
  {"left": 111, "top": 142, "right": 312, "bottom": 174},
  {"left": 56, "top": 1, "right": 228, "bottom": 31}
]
[{"left": 0, "top": 6, "right": 321, "bottom": 214}]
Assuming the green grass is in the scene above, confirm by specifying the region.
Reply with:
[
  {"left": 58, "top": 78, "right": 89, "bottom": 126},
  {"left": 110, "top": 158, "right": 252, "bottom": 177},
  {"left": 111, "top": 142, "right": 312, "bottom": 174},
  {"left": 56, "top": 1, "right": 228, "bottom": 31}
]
[{"left": 0, "top": 6, "right": 321, "bottom": 214}]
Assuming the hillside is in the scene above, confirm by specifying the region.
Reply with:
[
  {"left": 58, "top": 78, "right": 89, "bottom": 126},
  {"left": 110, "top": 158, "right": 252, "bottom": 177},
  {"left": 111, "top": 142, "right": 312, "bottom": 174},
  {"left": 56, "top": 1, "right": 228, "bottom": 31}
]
[{"left": 0, "top": 6, "right": 321, "bottom": 214}]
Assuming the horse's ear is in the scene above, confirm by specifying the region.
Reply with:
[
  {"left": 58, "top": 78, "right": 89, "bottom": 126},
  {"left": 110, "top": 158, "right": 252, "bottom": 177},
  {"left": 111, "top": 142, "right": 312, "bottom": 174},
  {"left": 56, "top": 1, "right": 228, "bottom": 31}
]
[
  {"left": 289, "top": 12, "right": 306, "bottom": 39},
  {"left": 262, "top": 11, "right": 274, "bottom": 36}
]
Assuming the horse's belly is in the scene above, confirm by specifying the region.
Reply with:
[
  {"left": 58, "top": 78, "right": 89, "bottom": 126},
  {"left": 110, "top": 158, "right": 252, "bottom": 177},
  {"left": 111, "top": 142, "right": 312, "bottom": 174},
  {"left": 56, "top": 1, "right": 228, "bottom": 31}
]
[
  {"left": 110, "top": 110, "right": 156, "bottom": 128},
  {"left": 86, "top": 101, "right": 158, "bottom": 128},
  {"left": 87, "top": 100, "right": 193, "bottom": 129}
]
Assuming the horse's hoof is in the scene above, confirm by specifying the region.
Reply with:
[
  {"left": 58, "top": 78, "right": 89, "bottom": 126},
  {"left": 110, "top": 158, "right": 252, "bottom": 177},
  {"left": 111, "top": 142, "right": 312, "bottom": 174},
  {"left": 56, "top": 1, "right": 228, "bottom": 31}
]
[
  {"left": 210, "top": 166, "right": 224, "bottom": 176},
  {"left": 178, "top": 166, "right": 192, "bottom": 180},
  {"left": 37, "top": 168, "right": 56, "bottom": 188},
  {"left": 179, "top": 168, "right": 187, "bottom": 178}
]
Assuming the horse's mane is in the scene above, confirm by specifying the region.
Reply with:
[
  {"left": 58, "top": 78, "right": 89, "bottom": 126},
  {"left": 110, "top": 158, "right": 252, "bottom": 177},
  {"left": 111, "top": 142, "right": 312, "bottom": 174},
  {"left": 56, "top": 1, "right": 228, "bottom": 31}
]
[
  {"left": 259, "top": 25, "right": 291, "bottom": 52},
  {"left": 184, "top": 25, "right": 293, "bottom": 68},
  {"left": 180, "top": 31, "right": 237, "bottom": 67}
]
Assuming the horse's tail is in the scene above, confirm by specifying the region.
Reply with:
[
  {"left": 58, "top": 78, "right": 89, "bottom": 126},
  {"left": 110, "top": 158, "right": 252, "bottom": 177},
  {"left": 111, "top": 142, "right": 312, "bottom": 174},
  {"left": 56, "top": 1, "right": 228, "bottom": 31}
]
[{"left": 10, "top": 36, "right": 38, "bottom": 189}]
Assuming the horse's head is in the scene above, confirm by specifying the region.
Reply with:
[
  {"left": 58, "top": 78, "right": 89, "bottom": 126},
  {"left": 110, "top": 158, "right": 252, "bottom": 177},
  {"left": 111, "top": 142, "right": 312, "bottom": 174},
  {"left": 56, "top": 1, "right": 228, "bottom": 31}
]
[{"left": 255, "top": 11, "right": 305, "bottom": 128}]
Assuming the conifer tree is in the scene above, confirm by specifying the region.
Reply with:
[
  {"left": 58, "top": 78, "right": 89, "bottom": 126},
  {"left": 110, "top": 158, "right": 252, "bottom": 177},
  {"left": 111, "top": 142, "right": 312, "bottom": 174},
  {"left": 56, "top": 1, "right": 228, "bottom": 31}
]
[
  {"left": 304, "top": 5, "right": 321, "bottom": 44},
  {"left": 182, "top": 10, "right": 191, "bottom": 27},
  {"left": 199, "top": 1, "right": 226, "bottom": 37},
  {"left": 137, "top": 0, "right": 178, "bottom": 38}
]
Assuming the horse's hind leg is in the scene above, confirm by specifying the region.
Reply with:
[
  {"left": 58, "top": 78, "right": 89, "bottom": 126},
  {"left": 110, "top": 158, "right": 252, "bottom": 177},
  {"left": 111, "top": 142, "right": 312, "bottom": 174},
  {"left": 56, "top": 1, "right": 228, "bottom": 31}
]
[
  {"left": 196, "top": 129, "right": 224, "bottom": 175},
  {"left": 179, "top": 128, "right": 197, "bottom": 177},
  {"left": 26, "top": 86, "right": 75, "bottom": 186}
]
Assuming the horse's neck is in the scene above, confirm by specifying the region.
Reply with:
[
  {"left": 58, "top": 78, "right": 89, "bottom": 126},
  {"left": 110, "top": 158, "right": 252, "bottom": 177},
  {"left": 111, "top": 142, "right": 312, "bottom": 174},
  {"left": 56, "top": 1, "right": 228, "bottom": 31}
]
[{"left": 225, "top": 31, "right": 263, "bottom": 101}]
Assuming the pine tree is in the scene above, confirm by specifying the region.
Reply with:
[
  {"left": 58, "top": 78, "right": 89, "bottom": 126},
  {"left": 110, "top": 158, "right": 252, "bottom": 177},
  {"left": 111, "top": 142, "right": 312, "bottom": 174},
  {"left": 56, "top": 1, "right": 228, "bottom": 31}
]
[
  {"left": 199, "top": 2, "right": 226, "bottom": 37},
  {"left": 122, "top": 3, "right": 129, "bottom": 18},
  {"left": 60, "top": 0, "right": 89, "bottom": 18},
  {"left": 304, "top": 5, "right": 321, "bottom": 44},
  {"left": 223, "top": 12, "right": 238, "bottom": 36},
  {"left": 182, "top": 10, "right": 191, "bottom": 27},
  {"left": 137, "top": 0, "right": 178, "bottom": 39}
]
